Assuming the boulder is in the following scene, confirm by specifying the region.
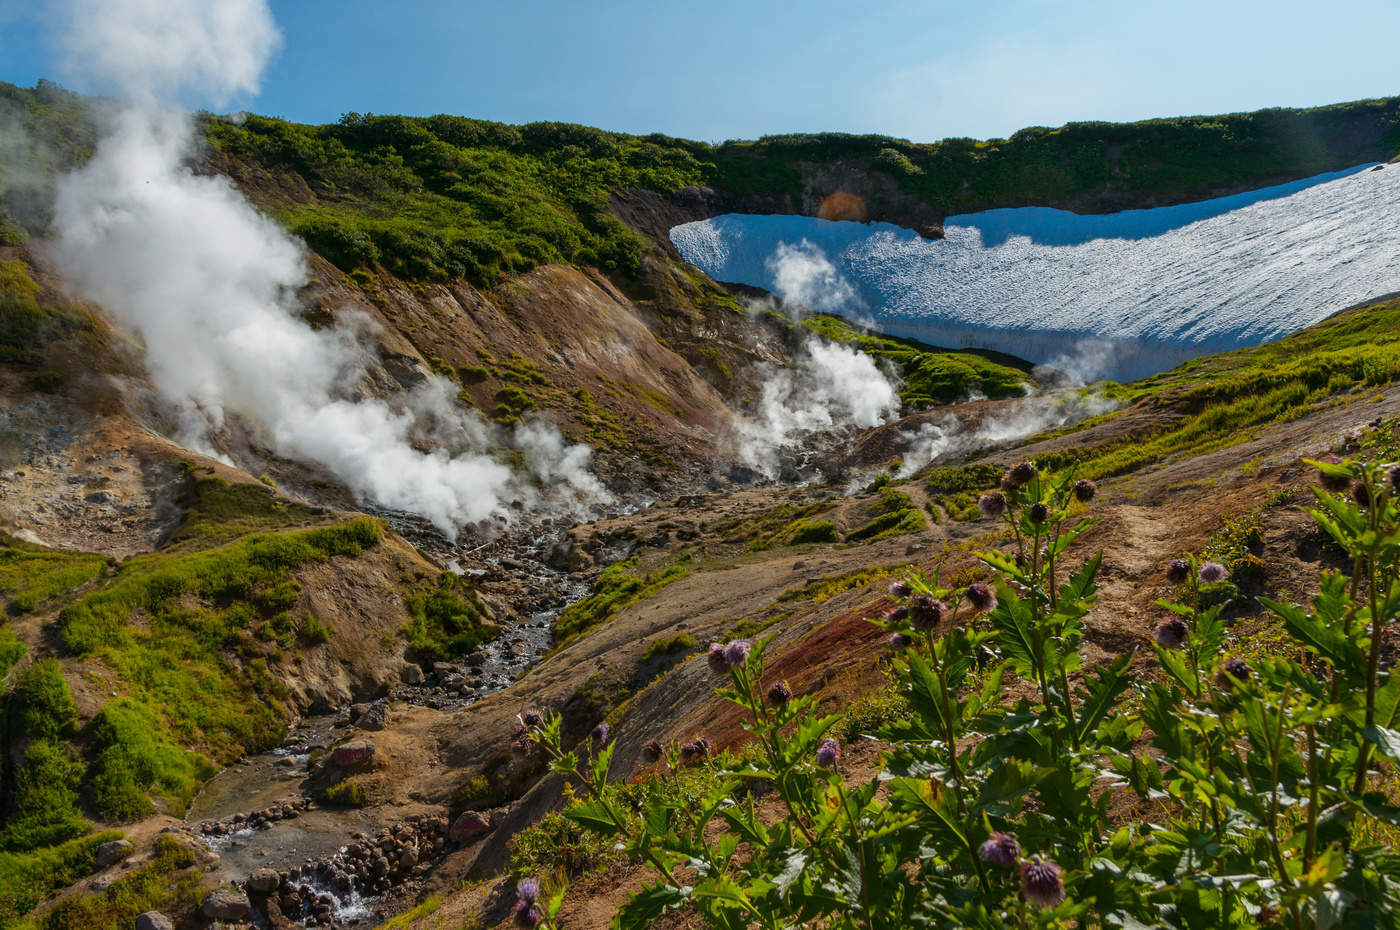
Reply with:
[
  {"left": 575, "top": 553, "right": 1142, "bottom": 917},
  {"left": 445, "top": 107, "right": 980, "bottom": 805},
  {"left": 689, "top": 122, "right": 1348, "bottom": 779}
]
[
  {"left": 357, "top": 702, "right": 389, "bottom": 731},
  {"left": 332, "top": 739, "right": 374, "bottom": 767},
  {"left": 201, "top": 888, "right": 252, "bottom": 921},
  {"left": 248, "top": 867, "right": 281, "bottom": 892},
  {"left": 448, "top": 812, "right": 491, "bottom": 844},
  {"left": 94, "top": 839, "right": 133, "bottom": 868},
  {"left": 135, "top": 912, "right": 174, "bottom": 930},
  {"left": 401, "top": 663, "right": 424, "bottom": 685}
]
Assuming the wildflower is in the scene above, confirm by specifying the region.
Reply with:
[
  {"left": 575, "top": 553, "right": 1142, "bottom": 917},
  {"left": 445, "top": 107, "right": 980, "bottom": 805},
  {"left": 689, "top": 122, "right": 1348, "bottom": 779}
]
[
  {"left": 979, "top": 832, "right": 1021, "bottom": 867},
  {"left": 511, "top": 736, "right": 533, "bottom": 760},
  {"left": 1216, "top": 656, "right": 1250, "bottom": 690},
  {"left": 1165, "top": 559, "right": 1191, "bottom": 584},
  {"left": 888, "top": 605, "right": 909, "bottom": 623},
  {"left": 816, "top": 737, "right": 841, "bottom": 767},
  {"left": 1152, "top": 616, "right": 1189, "bottom": 649},
  {"left": 909, "top": 595, "right": 947, "bottom": 630},
  {"left": 723, "top": 640, "right": 751, "bottom": 668},
  {"left": 1316, "top": 454, "right": 1351, "bottom": 492},
  {"left": 590, "top": 723, "right": 610, "bottom": 743},
  {"left": 1351, "top": 478, "right": 1372, "bottom": 508},
  {"left": 522, "top": 710, "right": 543, "bottom": 728},
  {"left": 707, "top": 643, "right": 728, "bottom": 673},
  {"left": 1020, "top": 857, "right": 1066, "bottom": 908},
  {"left": 978, "top": 491, "right": 1007, "bottom": 518},
  {"left": 889, "top": 632, "right": 913, "bottom": 649},
  {"left": 515, "top": 878, "right": 540, "bottom": 907},
  {"left": 641, "top": 738, "right": 664, "bottom": 762},
  {"left": 889, "top": 580, "right": 911, "bottom": 598},
  {"left": 767, "top": 679, "right": 792, "bottom": 707},
  {"left": 516, "top": 905, "right": 543, "bottom": 928},
  {"left": 511, "top": 723, "right": 526, "bottom": 740},
  {"left": 680, "top": 737, "right": 712, "bottom": 763},
  {"left": 1006, "top": 460, "right": 1037, "bottom": 488},
  {"left": 1199, "top": 561, "right": 1228, "bottom": 584},
  {"left": 1073, "top": 478, "right": 1096, "bottom": 503},
  {"left": 1028, "top": 502, "right": 1049, "bottom": 524},
  {"left": 1389, "top": 464, "right": 1400, "bottom": 491},
  {"left": 965, "top": 582, "right": 997, "bottom": 613}
]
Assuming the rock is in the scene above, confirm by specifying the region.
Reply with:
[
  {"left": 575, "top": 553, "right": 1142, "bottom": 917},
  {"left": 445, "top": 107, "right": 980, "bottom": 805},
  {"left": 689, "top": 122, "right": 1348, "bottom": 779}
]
[
  {"left": 94, "top": 839, "right": 133, "bottom": 868},
  {"left": 432, "top": 662, "right": 456, "bottom": 677},
  {"left": 399, "top": 845, "right": 419, "bottom": 868},
  {"left": 332, "top": 739, "right": 374, "bottom": 767},
  {"left": 442, "top": 674, "right": 464, "bottom": 690},
  {"left": 449, "top": 811, "right": 491, "bottom": 844},
  {"left": 465, "top": 652, "right": 486, "bottom": 668},
  {"left": 350, "top": 703, "right": 370, "bottom": 720},
  {"left": 248, "top": 867, "right": 281, "bottom": 892},
  {"left": 401, "top": 663, "right": 424, "bottom": 685},
  {"left": 357, "top": 702, "right": 389, "bottom": 731},
  {"left": 135, "top": 911, "right": 174, "bottom": 930},
  {"left": 201, "top": 888, "right": 252, "bottom": 921}
]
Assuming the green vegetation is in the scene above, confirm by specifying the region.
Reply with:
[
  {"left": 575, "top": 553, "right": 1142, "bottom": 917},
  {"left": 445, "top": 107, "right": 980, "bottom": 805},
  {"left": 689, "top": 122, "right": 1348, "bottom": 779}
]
[
  {"left": 0, "top": 547, "right": 106, "bottom": 613},
  {"left": 0, "top": 831, "right": 122, "bottom": 928},
  {"left": 712, "top": 499, "right": 836, "bottom": 552},
  {"left": 0, "top": 741, "right": 87, "bottom": 853},
  {"left": 554, "top": 555, "right": 693, "bottom": 644},
  {"left": 923, "top": 463, "right": 1004, "bottom": 521},
  {"left": 0, "top": 629, "right": 24, "bottom": 680},
  {"left": 804, "top": 315, "right": 1030, "bottom": 406},
  {"left": 0, "top": 259, "right": 94, "bottom": 365},
  {"left": 87, "top": 700, "right": 214, "bottom": 822},
  {"left": 323, "top": 778, "right": 367, "bottom": 808},
  {"left": 528, "top": 461, "right": 1400, "bottom": 930},
  {"left": 847, "top": 487, "right": 927, "bottom": 542},
  {"left": 402, "top": 572, "right": 499, "bottom": 662},
  {"left": 642, "top": 632, "right": 695, "bottom": 661},
  {"left": 378, "top": 896, "right": 444, "bottom": 930},
  {"left": 166, "top": 475, "right": 325, "bottom": 549},
  {"left": 778, "top": 566, "right": 899, "bottom": 604},
  {"left": 15, "top": 834, "right": 201, "bottom": 930},
  {"left": 9, "top": 659, "right": 77, "bottom": 742}
]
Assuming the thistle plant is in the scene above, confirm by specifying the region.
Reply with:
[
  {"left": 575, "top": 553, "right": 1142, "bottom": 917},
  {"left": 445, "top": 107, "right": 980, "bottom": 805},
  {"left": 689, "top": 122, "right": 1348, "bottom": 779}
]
[{"left": 514, "top": 456, "right": 1400, "bottom": 929}]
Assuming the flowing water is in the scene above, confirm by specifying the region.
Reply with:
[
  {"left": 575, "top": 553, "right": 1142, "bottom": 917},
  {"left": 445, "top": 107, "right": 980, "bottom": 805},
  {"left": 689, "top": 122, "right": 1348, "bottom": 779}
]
[{"left": 671, "top": 164, "right": 1400, "bottom": 381}]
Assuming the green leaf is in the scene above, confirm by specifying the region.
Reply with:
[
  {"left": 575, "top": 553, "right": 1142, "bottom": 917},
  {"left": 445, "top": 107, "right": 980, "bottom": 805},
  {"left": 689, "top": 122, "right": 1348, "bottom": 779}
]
[
  {"left": 1078, "top": 651, "right": 1134, "bottom": 746},
  {"left": 614, "top": 884, "right": 688, "bottom": 930},
  {"left": 564, "top": 798, "right": 622, "bottom": 836},
  {"left": 1361, "top": 725, "right": 1400, "bottom": 764}
]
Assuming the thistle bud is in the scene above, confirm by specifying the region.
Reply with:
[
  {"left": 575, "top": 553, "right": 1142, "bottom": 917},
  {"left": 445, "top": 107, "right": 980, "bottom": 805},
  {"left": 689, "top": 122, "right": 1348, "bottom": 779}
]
[
  {"left": 1072, "top": 478, "right": 1096, "bottom": 503},
  {"left": 965, "top": 582, "right": 997, "bottom": 613},
  {"left": 1019, "top": 857, "right": 1066, "bottom": 908},
  {"left": 1028, "top": 502, "right": 1049, "bottom": 524},
  {"left": 1165, "top": 559, "right": 1191, "bottom": 584},
  {"left": 979, "top": 832, "right": 1021, "bottom": 867},
  {"left": 1152, "top": 616, "right": 1189, "bottom": 649},
  {"left": 767, "top": 680, "right": 792, "bottom": 707},
  {"left": 816, "top": 737, "right": 841, "bottom": 768},
  {"left": 1198, "top": 561, "right": 1227, "bottom": 584},
  {"left": 978, "top": 491, "right": 1007, "bottom": 518}
]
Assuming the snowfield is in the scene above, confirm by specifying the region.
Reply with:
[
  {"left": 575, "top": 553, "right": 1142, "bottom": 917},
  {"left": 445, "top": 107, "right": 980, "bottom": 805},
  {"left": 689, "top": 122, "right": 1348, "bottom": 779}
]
[{"left": 670, "top": 165, "right": 1400, "bottom": 381}]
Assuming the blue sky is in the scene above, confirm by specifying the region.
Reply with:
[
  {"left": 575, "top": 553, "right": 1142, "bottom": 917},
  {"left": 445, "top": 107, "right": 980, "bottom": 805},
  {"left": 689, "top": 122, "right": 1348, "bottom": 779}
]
[{"left": 2, "top": 0, "right": 1398, "bottom": 143}]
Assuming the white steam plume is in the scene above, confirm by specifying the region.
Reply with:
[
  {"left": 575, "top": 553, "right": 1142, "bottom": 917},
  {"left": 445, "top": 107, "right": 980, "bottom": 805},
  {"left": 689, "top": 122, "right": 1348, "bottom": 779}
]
[
  {"left": 765, "top": 239, "right": 865, "bottom": 314},
  {"left": 44, "top": 0, "right": 607, "bottom": 538},
  {"left": 735, "top": 339, "right": 900, "bottom": 478}
]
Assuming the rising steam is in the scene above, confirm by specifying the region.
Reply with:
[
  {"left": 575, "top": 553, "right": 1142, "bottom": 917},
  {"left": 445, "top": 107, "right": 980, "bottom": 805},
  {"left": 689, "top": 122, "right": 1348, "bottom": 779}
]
[{"left": 42, "top": 0, "right": 606, "bottom": 537}]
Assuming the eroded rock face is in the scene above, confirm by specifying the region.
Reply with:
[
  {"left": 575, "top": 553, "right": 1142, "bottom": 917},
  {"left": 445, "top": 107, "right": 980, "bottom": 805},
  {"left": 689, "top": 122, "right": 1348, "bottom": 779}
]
[{"left": 201, "top": 888, "right": 252, "bottom": 921}]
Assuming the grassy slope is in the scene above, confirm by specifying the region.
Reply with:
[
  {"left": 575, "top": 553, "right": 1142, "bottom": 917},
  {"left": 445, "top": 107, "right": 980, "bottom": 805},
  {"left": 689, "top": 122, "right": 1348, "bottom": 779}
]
[{"left": 6, "top": 82, "right": 1397, "bottom": 288}]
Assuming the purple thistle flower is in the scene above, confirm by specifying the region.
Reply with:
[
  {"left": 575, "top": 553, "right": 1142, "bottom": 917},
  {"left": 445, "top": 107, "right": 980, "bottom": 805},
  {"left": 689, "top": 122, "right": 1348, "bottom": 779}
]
[
  {"left": 909, "top": 595, "right": 947, "bottom": 630},
  {"left": 1006, "top": 460, "right": 1037, "bottom": 488},
  {"left": 767, "top": 680, "right": 792, "bottom": 707},
  {"left": 1199, "top": 561, "right": 1228, "bottom": 584},
  {"left": 1020, "top": 857, "right": 1066, "bottom": 908},
  {"left": 1389, "top": 465, "right": 1400, "bottom": 492},
  {"left": 816, "top": 737, "right": 841, "bottom": 768},
  {"left": 522, "top": 709, "right": 543, "bottom": 728},
  {"left": 889, "top": 580, "right": 911, "bottom": 598},
  {"left": 1073, "top": 479, "right": 1096, "bottom": 503},
  {"left": 516, "top": 877, "right": 541, "bottom": 907},
  {"left": 707, "top": 642, "right": 728, "bottom": 673},
  {"left": 1165, "top": 559, "right": 1191, "bottom": 584},
  {"left": 515, "top": 904, "right": 543, "bottom": 928},
  {"left": 1351, "top": 478, "right": 1372, "bottom": 508},
  {"left": 1316, "top": 454, "right": 1351, "bottom": 492},
  {"left": 590, "top": 723, "right": 610, "bottom": 743},
  {"left": 680, "top": 737, "right": 712, "bottom": 764},
  {"left": 641, "top": 738, "right": 664, "bottom": 762},
  {"left": 965, "top": 582, "right": 997, "bottom": 613},
  {"left": 1216, "top": 656, "right": 1250, "bottom": 690},
  {"left": 1152, "top": 616, "right": 1189, "bottom": 649},
  {"left": 978, "top": 491, "right": 1007, "bottom": 518},
  {"left": 723, "top": 640, "right": 751, "bottom": 669},
  {"left": 979, "top": 832, "right": 1021, "bottom": 867},
  {"left": 888, "top": 605, "right": 909, "bottom": 623},
  {"left": 511, "top": 723, "right": 526, "bottom": 740},
  {"left": 889, "top": 632, "right": 913, "bottom": 649},
  {"left": 511, "top": 736, "right": 533, "bottom": 760},
  {"left": 1028, "top": 502, "right": 1049, "bottom": 524}
]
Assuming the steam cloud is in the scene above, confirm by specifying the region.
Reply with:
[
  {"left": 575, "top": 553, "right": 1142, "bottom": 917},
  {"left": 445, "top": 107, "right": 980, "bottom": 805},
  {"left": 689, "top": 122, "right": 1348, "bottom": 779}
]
[{"left": 42, "top": 0, "right": 607, "bottom": 537}]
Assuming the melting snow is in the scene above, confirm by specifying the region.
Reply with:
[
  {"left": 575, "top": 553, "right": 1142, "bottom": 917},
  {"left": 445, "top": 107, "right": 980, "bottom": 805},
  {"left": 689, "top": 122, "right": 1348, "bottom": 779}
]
[{"left": 670, "top": 164, "right": 1400, "bottom": 381}]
